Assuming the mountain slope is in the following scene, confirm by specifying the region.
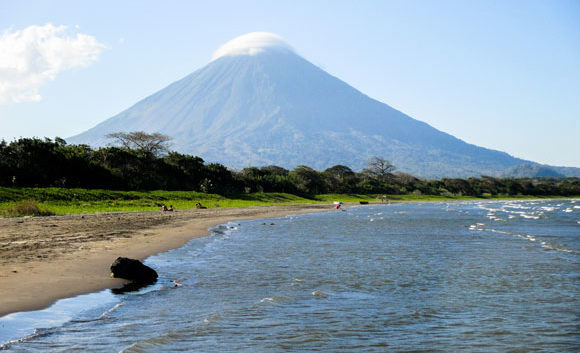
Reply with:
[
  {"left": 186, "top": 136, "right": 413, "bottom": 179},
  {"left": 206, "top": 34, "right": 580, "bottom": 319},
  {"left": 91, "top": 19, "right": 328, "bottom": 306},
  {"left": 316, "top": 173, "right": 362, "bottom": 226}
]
[
  {"left": 502, "top": 164, "right": 567, "bottom": 178},
  {"left": 69, "top": 34, "right": 532, "bottom": 178}
]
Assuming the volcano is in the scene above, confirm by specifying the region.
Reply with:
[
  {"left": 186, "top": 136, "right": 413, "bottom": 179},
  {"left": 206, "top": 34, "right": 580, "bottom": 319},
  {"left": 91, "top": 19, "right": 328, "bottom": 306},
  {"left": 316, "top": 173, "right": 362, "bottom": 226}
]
[{"left": 69, "top": 32, "right": 532, "bottom": 178}]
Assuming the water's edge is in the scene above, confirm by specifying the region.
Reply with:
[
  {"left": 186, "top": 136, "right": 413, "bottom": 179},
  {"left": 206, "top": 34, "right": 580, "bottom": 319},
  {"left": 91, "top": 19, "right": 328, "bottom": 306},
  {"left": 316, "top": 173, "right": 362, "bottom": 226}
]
[
  {"left": 0, "top": 209, "right": 334, "bottom": 346},
  {"left": 2, "top": 199, "right": 578, "bottom": 351}
]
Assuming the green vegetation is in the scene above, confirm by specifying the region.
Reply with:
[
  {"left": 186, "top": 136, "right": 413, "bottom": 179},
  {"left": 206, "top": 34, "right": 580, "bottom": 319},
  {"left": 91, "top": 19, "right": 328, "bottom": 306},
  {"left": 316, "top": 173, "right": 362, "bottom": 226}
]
[
  {"left": 0, "top": 187, "right": 312, "bottom": 215},
  {"left": 0, "top": 135, "right": 578, "bottom": 217},
  {"left": 0, "top": 187, "right": 575, "bottom": 217},
  {"left": 1, "top": 199, "right": 55, "bottom": 217}
]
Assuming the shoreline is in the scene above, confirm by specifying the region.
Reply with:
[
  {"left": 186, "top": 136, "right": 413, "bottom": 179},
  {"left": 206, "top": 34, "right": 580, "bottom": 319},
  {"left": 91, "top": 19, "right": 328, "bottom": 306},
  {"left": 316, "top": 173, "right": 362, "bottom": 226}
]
[
  {"left": 3, "top": 196, "right": 567, "bottom": 318},
  {"left": 0, "top": 203, "right": 340, "bottom": 317}
]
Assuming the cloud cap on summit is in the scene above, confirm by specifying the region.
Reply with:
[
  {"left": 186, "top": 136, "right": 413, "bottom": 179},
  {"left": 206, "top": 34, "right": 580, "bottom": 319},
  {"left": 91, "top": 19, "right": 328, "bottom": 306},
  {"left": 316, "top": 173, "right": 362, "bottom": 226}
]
[{"left": 212, "top": 32, "right": 294, "bottom": 61}]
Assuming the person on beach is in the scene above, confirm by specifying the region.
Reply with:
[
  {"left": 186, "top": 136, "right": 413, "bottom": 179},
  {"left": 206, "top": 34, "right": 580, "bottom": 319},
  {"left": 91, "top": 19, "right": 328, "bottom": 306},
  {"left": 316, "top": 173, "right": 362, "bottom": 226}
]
[
  {"left": 168, "top": 205, "right": 174, "bottom": 212},
  {"left": 161, "top": 204, "right": 168, "bottom": 212}
]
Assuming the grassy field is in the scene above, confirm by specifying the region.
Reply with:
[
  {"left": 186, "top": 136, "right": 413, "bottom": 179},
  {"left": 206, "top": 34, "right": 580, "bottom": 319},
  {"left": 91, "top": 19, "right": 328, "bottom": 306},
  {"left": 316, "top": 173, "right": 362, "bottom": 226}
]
[
  {"left": 0, "top": 187, "right": 375, "bottom": 216},
  {"left": 0, "top": 186, "right": 574, "bottom": 217}
]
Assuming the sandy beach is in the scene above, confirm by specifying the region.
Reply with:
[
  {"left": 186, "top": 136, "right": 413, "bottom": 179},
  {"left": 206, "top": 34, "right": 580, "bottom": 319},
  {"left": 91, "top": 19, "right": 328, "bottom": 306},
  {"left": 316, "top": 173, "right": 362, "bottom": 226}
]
[{"left": 0, "top": 204, "right": 335, "bottom": 317}]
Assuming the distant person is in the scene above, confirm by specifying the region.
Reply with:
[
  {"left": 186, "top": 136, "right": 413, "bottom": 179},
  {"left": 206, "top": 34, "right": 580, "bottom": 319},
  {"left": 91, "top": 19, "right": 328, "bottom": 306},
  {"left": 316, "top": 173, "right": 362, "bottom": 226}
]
[
  {"left": 168, "top": 205, "right": 174, "bottom": 212},
  {"left": 161, "top": 204, "right": 168, "bottom": 212},
  {"left": 335, "top": 204, "right": 341, "bottom": 210},
  {"left": 196, "top": 202, "right": 206, "bottom": 209}
]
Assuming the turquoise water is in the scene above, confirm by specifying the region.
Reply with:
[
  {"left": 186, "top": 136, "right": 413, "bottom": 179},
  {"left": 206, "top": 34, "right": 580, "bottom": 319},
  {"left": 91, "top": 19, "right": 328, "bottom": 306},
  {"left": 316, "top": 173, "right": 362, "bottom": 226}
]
[{"left": 2, "top": 200, "right": 579, "bottom": 352}]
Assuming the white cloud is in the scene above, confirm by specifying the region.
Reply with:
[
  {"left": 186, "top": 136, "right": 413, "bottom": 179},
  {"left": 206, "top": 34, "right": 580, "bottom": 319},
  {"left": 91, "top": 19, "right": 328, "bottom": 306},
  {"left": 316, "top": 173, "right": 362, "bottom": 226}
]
[
  {"left": 0, "top": 23, "right": 107, "bottom": 104},
  {"left": 212, "top": 32, "right": 294, "bottom": 61}
]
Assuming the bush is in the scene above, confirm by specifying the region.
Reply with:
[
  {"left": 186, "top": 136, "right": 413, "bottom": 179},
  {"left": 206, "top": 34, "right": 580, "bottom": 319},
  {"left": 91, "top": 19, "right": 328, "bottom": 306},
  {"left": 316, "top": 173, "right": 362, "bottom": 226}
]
[{"left": 2, "top": 199, "right": 54, "bottom": 217}]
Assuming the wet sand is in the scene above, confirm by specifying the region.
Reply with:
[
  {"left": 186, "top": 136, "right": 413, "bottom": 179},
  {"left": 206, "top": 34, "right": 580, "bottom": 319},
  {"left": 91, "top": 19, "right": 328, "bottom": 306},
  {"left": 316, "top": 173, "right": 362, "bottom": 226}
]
[{"left": 0, "top": 204, "right": 336, "bottom": 317}]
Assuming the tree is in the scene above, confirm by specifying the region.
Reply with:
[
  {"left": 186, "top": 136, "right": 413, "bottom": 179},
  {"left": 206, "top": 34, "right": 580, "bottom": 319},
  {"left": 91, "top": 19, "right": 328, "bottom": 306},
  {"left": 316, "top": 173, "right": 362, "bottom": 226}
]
[
  {"left": 324, "top": 165, "right": 357, "bottom": 193},
  {"left": 237, "top": 167, "right": 264, "bottom": 193},
  {"left": 163, "top": 152, "right": 205, "bottom": 190},
  {"left": 260, "top": 165, "right": 289, "bottom": 176},
  {"left": 106, "top": 131, "right": 172, "bottom": 156},
  {"left": 442, "top": 178, "right": 473, "bottom": 196},
  {"left": 241, "top": 167, "right": 262, "bottom": 179},
  {"left": 202, "top": 163, "right": 237, "bottom": 193},
  {"left": 289, "top": 165, "right": 326, "bottom": 195},
  {"left": 259, "top": 166, "right": 294, "bottom": 193},
  {"left": 324, "top": 165, "right": 355, "bottom": 179},
  {"left": 362, "top": 156, "right": 396, "bottom": 181}
]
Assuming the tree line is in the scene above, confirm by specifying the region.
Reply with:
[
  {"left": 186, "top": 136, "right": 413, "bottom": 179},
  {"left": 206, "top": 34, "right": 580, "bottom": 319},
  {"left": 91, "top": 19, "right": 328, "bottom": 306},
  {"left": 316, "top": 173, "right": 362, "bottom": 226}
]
[{"left": 1, "top": 136, "right": 579, "bottom": 197}]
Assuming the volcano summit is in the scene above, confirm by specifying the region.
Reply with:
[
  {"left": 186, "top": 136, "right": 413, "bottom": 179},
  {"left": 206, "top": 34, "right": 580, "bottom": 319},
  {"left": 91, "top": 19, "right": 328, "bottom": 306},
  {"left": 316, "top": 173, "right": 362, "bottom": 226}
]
[{"left": 69, "top": 32, "right": 533, "bottom": 178}]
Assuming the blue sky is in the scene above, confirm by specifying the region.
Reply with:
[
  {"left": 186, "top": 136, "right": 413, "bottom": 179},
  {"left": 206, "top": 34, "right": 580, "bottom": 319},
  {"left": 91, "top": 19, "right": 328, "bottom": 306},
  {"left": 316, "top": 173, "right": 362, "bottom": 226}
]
[{"left": 1, "top": 0, "right": 579, "bottom": 167}]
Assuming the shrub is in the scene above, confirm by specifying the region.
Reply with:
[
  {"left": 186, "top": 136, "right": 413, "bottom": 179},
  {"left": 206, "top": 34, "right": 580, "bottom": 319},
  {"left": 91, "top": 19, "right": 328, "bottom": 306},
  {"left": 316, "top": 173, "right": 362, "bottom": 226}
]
[{"left": 2, "top": 199, "right": 54, "bottom": 217}]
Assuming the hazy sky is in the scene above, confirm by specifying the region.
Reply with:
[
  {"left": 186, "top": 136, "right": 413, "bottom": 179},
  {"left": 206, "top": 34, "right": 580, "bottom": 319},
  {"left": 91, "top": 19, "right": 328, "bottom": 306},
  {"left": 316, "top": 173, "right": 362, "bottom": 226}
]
[{"left": 1, "top": 0, "right": 579, "bottom": 167}]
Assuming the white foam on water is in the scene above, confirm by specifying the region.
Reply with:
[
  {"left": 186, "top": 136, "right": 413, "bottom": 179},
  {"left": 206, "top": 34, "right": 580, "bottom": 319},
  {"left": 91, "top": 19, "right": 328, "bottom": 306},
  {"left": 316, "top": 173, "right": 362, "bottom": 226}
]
[
  {"left": 540, "top": 241, "right": 580, "bottom": 254},
  {"left": 472, "top": 201, "right": 580, "bottom": 257},
  {"left": 482, "top": 221, "right": 578, "bottom": 256},
  {"left": 520, "top": 214, "right": 540, "bottom": 219},
  {"left": 469, "top": 222, "right": 487, "bottom": 231},
  {"left": 479, "top": 227, "right": 539, "bottom": 246},
  {"left": 0, "top": 327, "right": 58, "bottom": 351},
  {"left": 260, "top": 297, "right": 288, "bottom": 303},
  {"left": 505, "top": 204, "right": 531, "bottom": 210},
  {"left": 311, "top": 290, "right": 328, "bottom": 298},
  {"left": 480, "top": 205, "right": 500, "bottom": 213},
  {"left": 0, "top": 289, "right": 118, "bottom": 346},
  {"left": 99, "top": 302, "right": 124, "bottom": 319}
]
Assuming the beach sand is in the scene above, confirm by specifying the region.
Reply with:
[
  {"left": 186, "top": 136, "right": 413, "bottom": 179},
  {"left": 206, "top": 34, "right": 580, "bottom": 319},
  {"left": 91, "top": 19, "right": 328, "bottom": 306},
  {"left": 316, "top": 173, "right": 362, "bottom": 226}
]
[{"left": 0, "top": 204, "right": 335, "bottom": 317}]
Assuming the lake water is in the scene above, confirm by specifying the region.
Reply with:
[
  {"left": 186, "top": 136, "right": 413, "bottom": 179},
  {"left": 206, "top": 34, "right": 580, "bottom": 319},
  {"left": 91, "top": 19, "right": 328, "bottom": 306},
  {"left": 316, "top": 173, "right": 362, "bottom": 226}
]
[{"left": 1, "top": 200, "right": 579, "bottom": 352}]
